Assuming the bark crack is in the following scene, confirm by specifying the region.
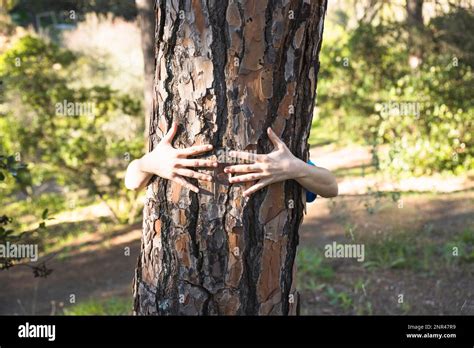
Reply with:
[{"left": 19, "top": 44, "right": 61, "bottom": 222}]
[
  {"left": 206, "top": 0, "right": 229, "bottom": 149},
  {"left": 136, "top": 0, "right": 328, "bottom": 316}
]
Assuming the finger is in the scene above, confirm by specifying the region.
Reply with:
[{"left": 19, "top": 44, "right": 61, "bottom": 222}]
[
  {"left": 243, "top": 178, "right": 272, "bottom": 197},
  {"left": 267, "top": 127, "right": 285, "bottom": 149},
  {"left": 172, "top": 175, "right": 199, "bottom": 193},
  {"left": 176, "top": 168, "right": 213, "bottom": 182},
  {"left": 176, "top": 144, "right": 213, "bottom": 157},
  {"left": 162, "top": 121, "right": 178, "bottom": 143},
  {"left": 177, "top": 158, "right": 218, "bottom": 168},
  {"left": 224, "top": 164, "right": 262, "bottom": 174},
  {"left": 229, "top": 172, "right": 268, "bottom": 184},
  {"left": 228, "top": 150, "right": 261, "bottom": 163}
]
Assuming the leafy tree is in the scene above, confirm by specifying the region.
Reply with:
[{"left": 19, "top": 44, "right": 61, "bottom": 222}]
[
  {"left": 7, "top": 0, "right": 137, "bottom": 28},
  {"left": 0, "top": 154, "right": 52, "bottom": 276},
  {"left": 0, "top": 35, "right": 144, "bottom": 223},
  {"left": 315, "top": 5, "right": 473, "bottom": 176}
]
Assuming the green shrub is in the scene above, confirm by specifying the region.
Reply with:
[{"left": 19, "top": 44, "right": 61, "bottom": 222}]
[{"left": 314, "top": 7, "right": 473, "bottom": 176}]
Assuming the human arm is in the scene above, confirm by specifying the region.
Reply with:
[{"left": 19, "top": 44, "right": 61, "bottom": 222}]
[
  {"left": 224, "top": 127, "right": 338, "bottom": 198},
  {"left": 124, "top": 122, "right": 217, "bottom": 192}
]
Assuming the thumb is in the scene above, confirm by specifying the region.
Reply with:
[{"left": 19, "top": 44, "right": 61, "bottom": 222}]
[
  {"left": 267, "top": 127, "right": 285, "bottom": 149},
  {"left": 162, "top": 121, "right": 178, "bottom": 143}
]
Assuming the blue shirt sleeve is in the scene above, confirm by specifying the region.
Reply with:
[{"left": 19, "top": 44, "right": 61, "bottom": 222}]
[{"left": 306, "top": 160, "right": 317, "bottom": 203}]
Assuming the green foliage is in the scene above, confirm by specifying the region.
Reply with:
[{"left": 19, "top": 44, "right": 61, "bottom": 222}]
[
  {"left": 0, "top": 35, "right": 144, "bottom": 223},
  {"left": 296, "top": 247, "right": 335, "bottom": 290},
  {"left": 0, "top": 0, "right": 18, "bottom": 12},
  {"left": 63, "top": 297, "right": 132, "bottom": 315},
  {"left": 444, "top": 229, "right": 474, "bottom": 264},
  {"left": 8, "top": 0, "right": 137, "bottom": 27},
  {"left": 0, "top": 153, "right": 30, "bottom": 259},
  {"left": 325, "top": 286, "right": 353, "bottom": 311},
  {"left": 0, "top": 152, "right": 53, "bottom": 275},
  {"left": 0, "top": 153, "right": 30, "bottom": 187},
  {"left": 363, "top": 227, "right": 474, "bottom": 271},
  {"left": 363, "top": 233, "right": 427, "bottom": 270},
  {"left": 315, "top": 7, "right": 473, "bottom": 176}
]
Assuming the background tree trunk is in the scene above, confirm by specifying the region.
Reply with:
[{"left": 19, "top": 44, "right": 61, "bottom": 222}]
[
  {"left": 406, "top": 0, "right": 424, "bottom": 28},
  {"left": 406, "top": 0, "right": 424, "bottom": 67},
  {"left": 133, "top": 0, "right": 327, "bottom": 315},
  {"left": 135, "top": 0, "right": 156, "bottom": 147}
]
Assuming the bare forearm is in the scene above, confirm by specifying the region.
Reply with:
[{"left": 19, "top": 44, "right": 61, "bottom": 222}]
[
  {"left": 294, "top": 159, "right": 338, "bottom": 198},
  {"left": 124, "top": 124, "right": 216, "bottom": 192},
  {"left": 125, "top": 157, "right": 152, "bottom": 191}
]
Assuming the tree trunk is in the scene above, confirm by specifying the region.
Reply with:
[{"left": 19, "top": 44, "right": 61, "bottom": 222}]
[
  {"left": 135, "top": 0, "right": 156, "bottom": 146},
  {"left": 133, "top": 0, "right": 327, "bottom": 315},
  {"left": 406, "top": 0, "right": 423, "bottom": 28},
  {"left": 406, "top": 0, "right": 424, "bottom": 67}
]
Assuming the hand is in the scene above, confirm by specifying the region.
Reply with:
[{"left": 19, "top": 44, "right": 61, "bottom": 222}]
[
  {"left": 139, "top": 122, "right": 217, "bottom": 193},
  {"left": 224, "top": 127, "right": 304, "bottom": 197}
]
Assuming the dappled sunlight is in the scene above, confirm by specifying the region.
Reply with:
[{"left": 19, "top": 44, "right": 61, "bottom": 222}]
[{"left": 1, "top": 0, "right": 472, "bottom": 320}]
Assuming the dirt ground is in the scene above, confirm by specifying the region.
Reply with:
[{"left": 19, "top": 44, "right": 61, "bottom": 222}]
[
  {"left": 0, "top": 146, "right": 472, "bottom": 315},
  {"left": 0, "top": 223, "right": 141, "bottom": 315},
  {"left": 299, "top": 191, "right": 474, "bottom": 315}
]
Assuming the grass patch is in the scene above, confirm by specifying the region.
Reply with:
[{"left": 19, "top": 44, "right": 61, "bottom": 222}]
[
  {"left": 363, "top": 233, "right": 431, "bottom": 271},
  {"left": 444, "top": 228, "right": 474, "bottom": 264},
  {"left": 325, "top": 286, "right": 353, "bottom": 311},
  {"left": 63, "top": 297, "right": 132, "bottom": 315},
  {"left": 296, "top": 247, "right": 335, "bottom": 290},
  {"left": 363, "top": 227, "right": 474, "bottom": 271}
]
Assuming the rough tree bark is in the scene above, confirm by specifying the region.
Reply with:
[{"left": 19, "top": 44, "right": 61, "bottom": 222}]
[
  {"left": 133, "top": 0, "right": 327, "bottom": 315},
  {"left": 135, "top": 0, "right": 156, "bottom": 144}
]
